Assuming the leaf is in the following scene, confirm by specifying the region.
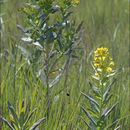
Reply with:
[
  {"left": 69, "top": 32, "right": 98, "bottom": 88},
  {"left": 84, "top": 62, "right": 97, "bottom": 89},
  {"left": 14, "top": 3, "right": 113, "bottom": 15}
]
[
  {"left": 19, "top": 111, "right": 24, "bottom": 127},
  {"left": 18, "top": 101, "right": 25, "bottom": 127},
  {"left": 15, "top": 44, "right": 31, "bottom": 58},
  {"left": 32, "top": 41, "right": 43, "bottom": 50},
  {"left": 21, "top": 37, "right": 33, "bottom": 42},
  {"left": 103, "top": 79, "right": 116, "bottom": 103},
  {"left": 92, "top": 75, "right": 100, "bottom": 80},
  {"left": 104, "top": 94, "right": 113, "bottom": 105},
  {"left": 17, "top": 24, "right": 26, "bottom": 33},
  {"left": 49, "top": 74, "right": 62, "bottom": 88},
  {"left": 8, "top": 101, "right": 19, "bottom": 128},
  {"left": 81, "top": 106, "right": 97, "bottom": 126},
  {"left": 87, "top": 108, "right": 99, "bottom": 118},
  {"left": 89, "top": 82, "right": 101, "bottom": 98},
  {"left": 0, "top": 116, "right": 15, "bottom": 130},
  {"left": 24, "top": 104, "right": 30, "bottom": 124},
  {"left": 105, "top": 102, "right": 119, "bottom": 117},
  {"left": 114, "top": 125, "right": 121, "bottom": 130},
  {"left": 101, "top": 108, "right": 108, "bottom": 117},
  {"left": 81, "top": 92, "right": 99, "bottom": 106},
  {"left": 24, "top": 108, "right": 37, "bottom": 127},
  {"left": 57, "top": 39, "right": 63, "bottom": 50},
  {"left": 58, "top": 0, "right": 66, "bottom": 9},
  {"left": 80, "top": 116, "right": 92, "bottom": 129},
  {"left": 29, "top": 118, "right": 46, "bottom": 130},
  {"left": 105, "top": 119, "right": 119, "bottom": 129},
  {"left": 76, "top": 21, "right": 83, "bottom": 33},
  {"left": 64, "top": 12, "right": 72, "bottom": 19}
]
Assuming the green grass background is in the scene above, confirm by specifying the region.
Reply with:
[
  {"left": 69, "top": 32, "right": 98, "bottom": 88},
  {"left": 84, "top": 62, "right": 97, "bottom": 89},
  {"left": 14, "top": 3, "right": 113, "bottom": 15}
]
[{"left": 0, "top": 0, "right": 129, "bottom": 129}]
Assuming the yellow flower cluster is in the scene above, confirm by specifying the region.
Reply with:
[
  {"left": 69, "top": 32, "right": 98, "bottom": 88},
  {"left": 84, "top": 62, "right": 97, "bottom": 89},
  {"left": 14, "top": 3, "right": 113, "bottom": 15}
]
[{"left": 94, "top": 47, "right": 114, "bottom": 76}]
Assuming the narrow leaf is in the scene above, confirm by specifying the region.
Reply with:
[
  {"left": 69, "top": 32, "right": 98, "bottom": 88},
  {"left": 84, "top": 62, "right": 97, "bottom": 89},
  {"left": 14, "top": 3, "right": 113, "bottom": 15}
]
[
  {"left": 0, "top": 116, "right": 15, "bottom": 130},
  {"left": 103, "top": 79, "right": 116, "bottom": 102},
  {"left": 76, "top": 21, "right": 83, "bottom": 33},
  {"left": 81, "top": 106, "right": 97, "bottom": 126},
  {"left": 17, "top": 24, "right": 26, "bottom": 33},
  {"left": 24, "top": 108, "right": 37, "bottom": 127},
  {"left": 89, "top": 81, "right": 101, "bottom": 98},
  {"left": 114, "top": 125, "right": 121, "bottom": 130},
  {"left": 81, "top": 92, "right": 99, "bottom": 106},
  {"left": 80, "top": 116, "right": 92, "bottom": 129},
  {"left": 105, "top": 102, "right": 119, "bottom": 117},
  {"left": 106, "top": 119, "right": 119, "bottom": 129},
  {"left": 8, "top": 101, "right": 19, "bottom": 128},
  {"left": 29, "top": 118, "right": 46, "bottom": 130}
]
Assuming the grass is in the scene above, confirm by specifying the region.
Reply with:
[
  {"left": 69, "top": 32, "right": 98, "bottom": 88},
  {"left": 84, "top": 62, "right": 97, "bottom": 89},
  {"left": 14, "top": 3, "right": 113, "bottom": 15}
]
[{"left": 0, "top": 0, "right": 129, "bottom": 129}]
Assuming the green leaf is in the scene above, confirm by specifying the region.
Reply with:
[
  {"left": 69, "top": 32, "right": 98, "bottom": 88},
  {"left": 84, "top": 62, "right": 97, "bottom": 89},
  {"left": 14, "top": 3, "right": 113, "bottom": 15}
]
[
  {"left": 104, "top": 94, "right": 113, "bottom": 105},
  {"left": 0, "top": 116, "right": 15, "bottom": 130},
  {"left": 8, "top": 101, "right": 19, "bottom": 129},
  {"left": 17, "top": 24, "right": 26, "bottom": 33},
  {"left": 105, "top": 119, "right": 119, "bottom": 129},
  {"left": 80, "top": 116, "right": 92, "bottom": 129},
  {"left": 29, "top": 118, "right": 46, "bottom": 130},
  {"left": 24, "top": 108, "right": 37, "bottom": 127},
  {"left": 114, "top": 125, "right": 121, "bottom": 130},
  {"left": 81, "top": 92, "right": 99, "bottom": 106},
  {"left": 103, "top": 79, "right": 116, "bottom": 103},
  {"left": 81, "top": 106, "right": 97, "bottom": 126},
  {"left": 101, "top": 108, "right": 108, "bottom": 117},
  {"left": 87, "top": 108, "right": 99, "bottom": 118},
  {"left": 89, "top": 82, "right": 101, "bottom": 98},
  {"left": 76, "top": 21, "right": 83, "bottom": 33},
  {"left": 105, "top": 102, "right": 119, "bottom": 117},
  {"left": 49, "top": 74, "right": 62, "bottom": 88},
  {"left": 24, "top": 103, "right": 30, "bottom": 124},
  {"left": 19, "top": 111, "right": 25, "bottom": 128},
  {"left": 15, "top": 45, "right": 31, "bottom": 58},
  {"left": 58, "top": 0, "right": 66, "bottom": 9}
]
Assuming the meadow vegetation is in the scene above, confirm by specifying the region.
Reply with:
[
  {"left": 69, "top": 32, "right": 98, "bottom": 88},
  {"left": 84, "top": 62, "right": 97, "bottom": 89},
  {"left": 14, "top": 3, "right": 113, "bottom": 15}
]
[{"left": 0, "top": 0, "right": 129, "bottom": 129}]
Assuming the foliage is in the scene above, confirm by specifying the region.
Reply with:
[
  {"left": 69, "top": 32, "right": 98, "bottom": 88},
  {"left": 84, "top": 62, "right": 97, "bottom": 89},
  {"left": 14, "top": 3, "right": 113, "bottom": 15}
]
[{"left": 1, "top": 101, "right": 45, "bottom": 130}]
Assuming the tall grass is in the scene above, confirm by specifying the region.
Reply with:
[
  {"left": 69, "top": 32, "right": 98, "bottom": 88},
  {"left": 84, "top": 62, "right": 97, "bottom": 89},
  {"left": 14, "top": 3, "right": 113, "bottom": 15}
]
[{"left": 0, "top": 0, "right": 129, "bottom": 129}]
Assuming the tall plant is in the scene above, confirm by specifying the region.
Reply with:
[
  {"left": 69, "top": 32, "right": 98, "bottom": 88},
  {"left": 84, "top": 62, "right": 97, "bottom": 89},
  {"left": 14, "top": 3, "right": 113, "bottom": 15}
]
[
  {"left": 17, "top": 0, "right": 82, "bottom": 118},
  {"left": 80, "top": 47, "right": 120, "bottom": 129}
]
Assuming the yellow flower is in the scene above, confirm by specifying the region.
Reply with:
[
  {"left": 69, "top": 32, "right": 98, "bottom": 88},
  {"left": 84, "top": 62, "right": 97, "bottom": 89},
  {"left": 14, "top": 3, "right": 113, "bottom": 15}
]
[
  {"left": 95, "top": 73, "right": 99, "bottom": 76},
  {"left": 94, "top": 63, "right": 99, "bottom": 66},
  {"left": 109, "top": 61, "right": 114, "bottom": 66},
  {"left": 102, "top": 56, "right": 106, "bottom": 61},
  {"left": 107, "top": 67, "right": 112, "bottom": 72}
]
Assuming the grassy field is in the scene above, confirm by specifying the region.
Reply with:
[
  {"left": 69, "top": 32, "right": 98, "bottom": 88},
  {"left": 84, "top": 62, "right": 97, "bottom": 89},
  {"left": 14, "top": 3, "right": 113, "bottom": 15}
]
[{"left": 0, "top": 0, "right": 129, "bottom": 129}]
